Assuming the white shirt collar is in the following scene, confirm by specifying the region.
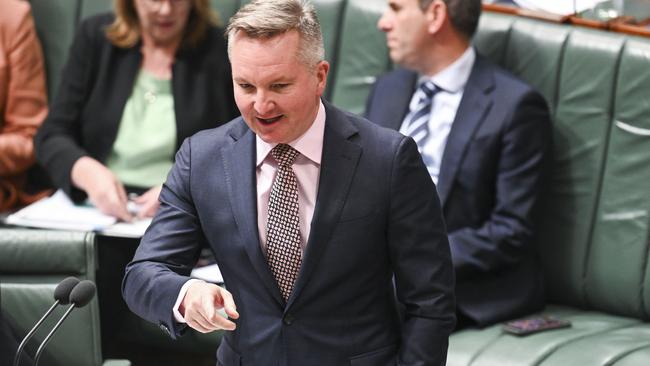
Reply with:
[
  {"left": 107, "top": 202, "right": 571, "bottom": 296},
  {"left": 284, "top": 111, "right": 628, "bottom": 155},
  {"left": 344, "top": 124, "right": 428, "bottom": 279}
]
[
  {"left": 420, "top": 46, "right": 476, "bottom": 93},
  {"left": 256, "top": 100, "right": 326, "bottom": 166}
]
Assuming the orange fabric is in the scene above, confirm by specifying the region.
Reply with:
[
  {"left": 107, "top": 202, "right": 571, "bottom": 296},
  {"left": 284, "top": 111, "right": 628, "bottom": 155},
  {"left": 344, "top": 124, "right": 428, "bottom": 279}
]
[{"left": 0, "top": 0, "right": 49, "bottom": 210}]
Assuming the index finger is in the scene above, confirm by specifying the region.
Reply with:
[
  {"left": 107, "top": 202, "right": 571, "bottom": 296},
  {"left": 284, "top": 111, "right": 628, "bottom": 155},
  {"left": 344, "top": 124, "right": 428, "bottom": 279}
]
[
  {"left": 111, "top": 182, "right": 133, "bottom": 221},
  {"left": 219, "top": 289, "right": 240, "bottom": 320},
  {"left": 112, "top": 201, "right": 133, "bottom": 222},
  {"left": 203, "top": 295, "right": 236, "bottom": 331}
]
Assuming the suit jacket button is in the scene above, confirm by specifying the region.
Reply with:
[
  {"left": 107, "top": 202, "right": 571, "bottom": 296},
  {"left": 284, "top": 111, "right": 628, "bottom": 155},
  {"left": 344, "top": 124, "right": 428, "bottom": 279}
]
[
  {"left": 159, "top": 323, "right": 171, "bottom": 336},
  {"left": 283, "top": 314, "right": 294, "bottom": 325}
]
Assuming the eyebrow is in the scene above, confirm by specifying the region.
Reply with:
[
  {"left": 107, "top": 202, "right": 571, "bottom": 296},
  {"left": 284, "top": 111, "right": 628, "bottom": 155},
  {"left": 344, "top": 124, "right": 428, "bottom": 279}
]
[{"left": 233, "top": 76, "right": 295, "bottom": 84}]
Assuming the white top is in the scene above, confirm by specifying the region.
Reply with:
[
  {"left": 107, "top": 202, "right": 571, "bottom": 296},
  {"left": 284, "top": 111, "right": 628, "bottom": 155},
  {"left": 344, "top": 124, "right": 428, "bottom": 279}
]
[{"left": 399, "top": 46, "right": 476, "bottom": 184}]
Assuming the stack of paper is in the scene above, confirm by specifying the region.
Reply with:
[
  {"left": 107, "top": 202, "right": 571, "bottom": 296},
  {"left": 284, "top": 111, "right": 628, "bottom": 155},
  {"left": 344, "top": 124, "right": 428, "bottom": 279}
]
[
  {"left": 5, "top": 190, "right": 151, "bottom": 238},
  {"left": 514, "top": 0, "right": 610, "bottom": 15}
]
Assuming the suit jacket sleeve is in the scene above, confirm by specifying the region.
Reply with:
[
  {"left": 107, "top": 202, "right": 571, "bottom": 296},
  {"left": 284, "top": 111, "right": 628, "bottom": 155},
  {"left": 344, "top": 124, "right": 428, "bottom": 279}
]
[
  {"left": 449, "top": 91, "right": 551, "bottom": 281},
  {"left": 0, "top": 2, "right": 48, "bottom": 176},
  {"left": 389, "top": 136, "right": 456, "bottom": 366},
  {"left": 122, "top": 138, "right": 206, "bottom": 338}
]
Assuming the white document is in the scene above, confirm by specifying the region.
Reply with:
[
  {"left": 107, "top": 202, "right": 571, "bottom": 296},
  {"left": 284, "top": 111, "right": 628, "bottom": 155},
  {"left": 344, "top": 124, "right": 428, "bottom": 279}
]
[
  {"left": 5, "top": 190, "right": 151, "bottom": 238},
  {"left": 191, "top": 264, "right": 224, "bottom": 284},
  {"left": 514, "top": 0, "right": 610, "bottom": 15}
]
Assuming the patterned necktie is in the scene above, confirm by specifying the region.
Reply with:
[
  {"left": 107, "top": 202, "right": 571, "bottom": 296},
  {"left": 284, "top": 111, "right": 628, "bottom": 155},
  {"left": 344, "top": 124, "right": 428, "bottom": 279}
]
[
  {"left": 266, "top": 144, "right": 302, "bottom": 301},
  {"left": 403, "top": 80, "right": 439, "bottom": 154}
]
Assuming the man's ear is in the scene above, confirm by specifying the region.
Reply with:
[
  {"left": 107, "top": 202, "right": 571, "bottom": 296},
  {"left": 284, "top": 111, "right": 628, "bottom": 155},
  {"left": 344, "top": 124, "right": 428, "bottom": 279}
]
[
  {"left": 425, "top": 0, "right": 447, "bottom": 35},
  {"left": 315, "top": 60, "right": 330, "bottom": 95}
]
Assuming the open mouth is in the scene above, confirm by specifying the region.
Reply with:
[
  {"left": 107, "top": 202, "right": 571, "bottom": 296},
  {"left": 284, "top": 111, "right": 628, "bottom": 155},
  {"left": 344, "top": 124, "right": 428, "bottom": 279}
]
[{"left": 257, "top": 115, "right": 283, "bottom": 125}]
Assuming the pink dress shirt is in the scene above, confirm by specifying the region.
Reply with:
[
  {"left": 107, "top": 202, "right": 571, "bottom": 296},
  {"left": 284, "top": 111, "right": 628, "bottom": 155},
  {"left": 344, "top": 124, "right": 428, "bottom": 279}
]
[{"left": 255, "top": 101, "right": 325, "bottom": 253}]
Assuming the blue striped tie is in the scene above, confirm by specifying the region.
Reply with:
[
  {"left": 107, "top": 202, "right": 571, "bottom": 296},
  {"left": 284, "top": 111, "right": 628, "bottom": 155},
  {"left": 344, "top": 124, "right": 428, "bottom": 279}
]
[{"left": 403, "top": 81, "right": 439, "bottom": 154}]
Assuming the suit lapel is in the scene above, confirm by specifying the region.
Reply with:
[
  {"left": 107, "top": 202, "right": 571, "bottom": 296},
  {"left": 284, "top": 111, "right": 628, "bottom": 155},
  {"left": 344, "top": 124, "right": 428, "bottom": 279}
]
[
  {"left": 286, "top": 103, "right": 361, "bottom": 310},
  {"left": 371, "top": 69, "right": 417, "bottom": 131},
  {"left": 437, "top": 57, "right": 494, "bottom": 207},
  {"left": 222, "top": 121, "right": 284, "bottom": 306}
]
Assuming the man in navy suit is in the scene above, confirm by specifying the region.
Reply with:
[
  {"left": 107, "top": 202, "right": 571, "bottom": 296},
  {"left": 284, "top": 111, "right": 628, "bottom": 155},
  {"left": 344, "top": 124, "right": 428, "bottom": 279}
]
[
  {"left": 366, "top": 0, "right": 551, "bottom": 327},
  {"left": 122, "top": 0, "right": 455, "bottom": 365}
]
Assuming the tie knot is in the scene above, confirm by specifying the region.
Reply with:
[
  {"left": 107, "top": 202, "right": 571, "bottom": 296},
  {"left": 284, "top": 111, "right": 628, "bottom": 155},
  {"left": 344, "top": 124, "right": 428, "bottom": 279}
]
[
  {"left": 419, "top": 81, "right": 439, "bottom": 99},
  {"left": 271, "top": 144, "right": 299, "bottom": 167}
]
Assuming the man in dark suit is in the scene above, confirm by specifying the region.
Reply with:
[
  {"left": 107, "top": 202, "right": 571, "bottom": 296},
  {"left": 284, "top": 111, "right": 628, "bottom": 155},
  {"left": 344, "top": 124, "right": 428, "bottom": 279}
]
[
  {"left": 366, "top": 0, "right": 551, "bottom": 327},
  {"left": 122, "top": 0, "right": 455, "bottom": 365}
]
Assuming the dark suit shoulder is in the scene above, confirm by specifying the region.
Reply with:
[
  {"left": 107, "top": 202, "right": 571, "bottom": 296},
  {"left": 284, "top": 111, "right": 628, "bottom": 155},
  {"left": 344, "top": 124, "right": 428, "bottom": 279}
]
[
  {"left": 373, "top": 68, "right": 417, "bottom": 88},
  {"left": 351, "top": 112, "right": 406, "bottom": 142},
  {"left": 476, "top": 55, "right": 543, "bottom": 100},
  {"left": 330, "top": 104, "right": 408, "bottom": 155},
  {"left": 188, "top": 117, "right": 244, "bottom": 145},
  {"left": 71, "top": 13, "right": 128, "bottom": 63}
]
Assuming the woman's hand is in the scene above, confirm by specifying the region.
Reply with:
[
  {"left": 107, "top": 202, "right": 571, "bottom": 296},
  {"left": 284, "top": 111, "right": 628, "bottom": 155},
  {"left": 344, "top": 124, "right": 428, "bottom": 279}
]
[
  {"left": 71, "top": 156, "right": 133, "bottom": 221},
  {"left": 132, "top": 185, "right": 162, "bottom": 219}
]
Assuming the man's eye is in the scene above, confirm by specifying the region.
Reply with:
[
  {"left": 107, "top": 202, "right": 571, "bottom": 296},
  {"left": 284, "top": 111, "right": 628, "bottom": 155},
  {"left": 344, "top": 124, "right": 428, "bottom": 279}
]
[
  {"left": 239, "top": 83, "right": 254, "bottom": 90},
  {"left": 271, "top": 83, "right": 289, "bottom": 90}
]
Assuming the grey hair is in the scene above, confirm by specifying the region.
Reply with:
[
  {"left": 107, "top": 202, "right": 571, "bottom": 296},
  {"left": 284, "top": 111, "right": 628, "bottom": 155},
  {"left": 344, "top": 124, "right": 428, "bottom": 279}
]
[
  {"left": 226, "top": 0, "right": 325, "bottom": 67},
  {"left": 419, "top": 0, "right": 481, "bottom": 39}
]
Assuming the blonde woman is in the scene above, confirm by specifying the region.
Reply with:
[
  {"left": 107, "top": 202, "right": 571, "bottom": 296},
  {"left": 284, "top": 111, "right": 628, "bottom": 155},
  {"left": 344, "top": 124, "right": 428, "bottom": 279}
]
[{"left": 35, "top": 0, "right": 238, "bottom": 221}]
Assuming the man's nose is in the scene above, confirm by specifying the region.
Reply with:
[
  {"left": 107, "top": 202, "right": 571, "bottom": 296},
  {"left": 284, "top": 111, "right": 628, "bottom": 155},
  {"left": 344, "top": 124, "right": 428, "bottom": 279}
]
[
  {"left": 377, "top": 13, "right": 391, "bottom": 32},
  {"left": 254, "top": 91, "right": 274, "bottom": 115}
]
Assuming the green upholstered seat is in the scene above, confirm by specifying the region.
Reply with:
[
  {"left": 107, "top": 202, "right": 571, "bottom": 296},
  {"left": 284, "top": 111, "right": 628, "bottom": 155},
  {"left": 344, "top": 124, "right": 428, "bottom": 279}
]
[
  {"left": 448, "top": 305, "right": 649, "bottom": 366},
  {"left": 502, "top": 20, "right": 570, "bottom": 115},
  {"left": 473, "top": 12, "right": 514, "bottom": 67},
  {"left": 538, "top": 28, "right": 624, "bottom": 308},
  {"left": 0, "top": 229, "right": 129, "bottom": 366},
  {"left": 211, "top": 0, "right": 241, "bottom": 25},
  {"left": 329, "top": 0, "right": 389, "bottom": 115},
  {"left": 585, "top": 37, "right": 650, "bottom": 318},
  {"left": 79, "top": 0, "right": 113, "bottom": 19},
  {"left": 29, "top": 0, "right": 81, "bottom": 99},
  {"left": 451, "top": 11, "right": 650, "bottom": 366}
]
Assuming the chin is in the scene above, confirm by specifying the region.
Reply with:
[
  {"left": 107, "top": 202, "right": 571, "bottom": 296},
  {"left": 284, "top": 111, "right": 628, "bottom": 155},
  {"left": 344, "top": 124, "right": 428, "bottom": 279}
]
[
  {"left": 389, "top": 53, "right": 403, "bottom": 66},
  {"left": 153, "top": 32, "right": 181, "bottom": 46}
]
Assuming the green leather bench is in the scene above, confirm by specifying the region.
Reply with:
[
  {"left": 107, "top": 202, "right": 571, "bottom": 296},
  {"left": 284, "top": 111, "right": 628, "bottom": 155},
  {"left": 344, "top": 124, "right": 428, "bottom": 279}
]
[
  {"left": 9, "top": 0, "right": 650, "bottom": 364},
  {"left": 0, "top": 229, "right": 128, "bottom": 366},
  {"left": 448, "top": 12, "right": 650, "bottom": 366}
]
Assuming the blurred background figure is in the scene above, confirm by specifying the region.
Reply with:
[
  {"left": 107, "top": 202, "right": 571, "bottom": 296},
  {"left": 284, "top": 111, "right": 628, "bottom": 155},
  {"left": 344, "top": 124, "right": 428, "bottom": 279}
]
[
  {"left": 34, "top": 0, "right": 238, "bottom": 221},
  {"left": 366, "top": 0, "right": 550, "bottom": 328},
  {"left": 0, "top": 0, "right": 49, "bottom": 213},
  {"left": 33, "top": 0, "right": 238, "bottom": 359}
]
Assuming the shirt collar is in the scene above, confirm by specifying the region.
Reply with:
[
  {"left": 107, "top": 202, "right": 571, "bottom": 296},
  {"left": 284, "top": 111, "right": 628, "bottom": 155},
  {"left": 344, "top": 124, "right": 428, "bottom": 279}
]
[
  {"left": 256, "top": 100, "right": 326, "bottom": 166},
  {"left": 419, "top": 46, "right": 476, "bottom": 93}
]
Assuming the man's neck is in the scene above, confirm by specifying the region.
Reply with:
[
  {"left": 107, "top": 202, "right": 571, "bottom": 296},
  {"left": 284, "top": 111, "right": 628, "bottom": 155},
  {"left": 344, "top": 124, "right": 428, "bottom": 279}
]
[{"left": 420, "top": 38, "right": 471, "bottom": 77}]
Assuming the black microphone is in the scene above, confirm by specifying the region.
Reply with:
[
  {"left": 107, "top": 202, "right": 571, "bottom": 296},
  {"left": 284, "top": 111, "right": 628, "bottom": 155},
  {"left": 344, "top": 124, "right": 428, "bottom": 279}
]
[
  {"left": 13, "top": 277, "right": 80, "bottom": 366},
  {"left": 33, "top": 280, "right": 96, "bottom": 366}
]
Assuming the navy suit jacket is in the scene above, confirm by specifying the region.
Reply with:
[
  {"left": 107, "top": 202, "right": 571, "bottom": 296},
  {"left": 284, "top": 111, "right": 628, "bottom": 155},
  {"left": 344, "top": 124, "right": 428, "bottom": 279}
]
[
  {"left": 123, "top": 102, "right": 456, "bottom": 365},
  {"left": 365, "top": 55, "right": 550, "bottom": 326}
]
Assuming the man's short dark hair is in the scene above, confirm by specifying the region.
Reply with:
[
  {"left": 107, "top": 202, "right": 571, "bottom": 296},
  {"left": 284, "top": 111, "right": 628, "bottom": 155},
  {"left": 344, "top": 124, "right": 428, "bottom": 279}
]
[{"left": 419, "top": 0, "right": 482, "bottom": 39}]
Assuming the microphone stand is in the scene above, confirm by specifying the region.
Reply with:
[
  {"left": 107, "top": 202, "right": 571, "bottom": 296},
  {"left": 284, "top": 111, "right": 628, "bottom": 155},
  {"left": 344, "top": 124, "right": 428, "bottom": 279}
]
[
  {"left": 13, "top": 300, "right": 60, "bottom": 366},
  {"left": 32, "top": 304, "right": 76, "bottom": 366}
]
